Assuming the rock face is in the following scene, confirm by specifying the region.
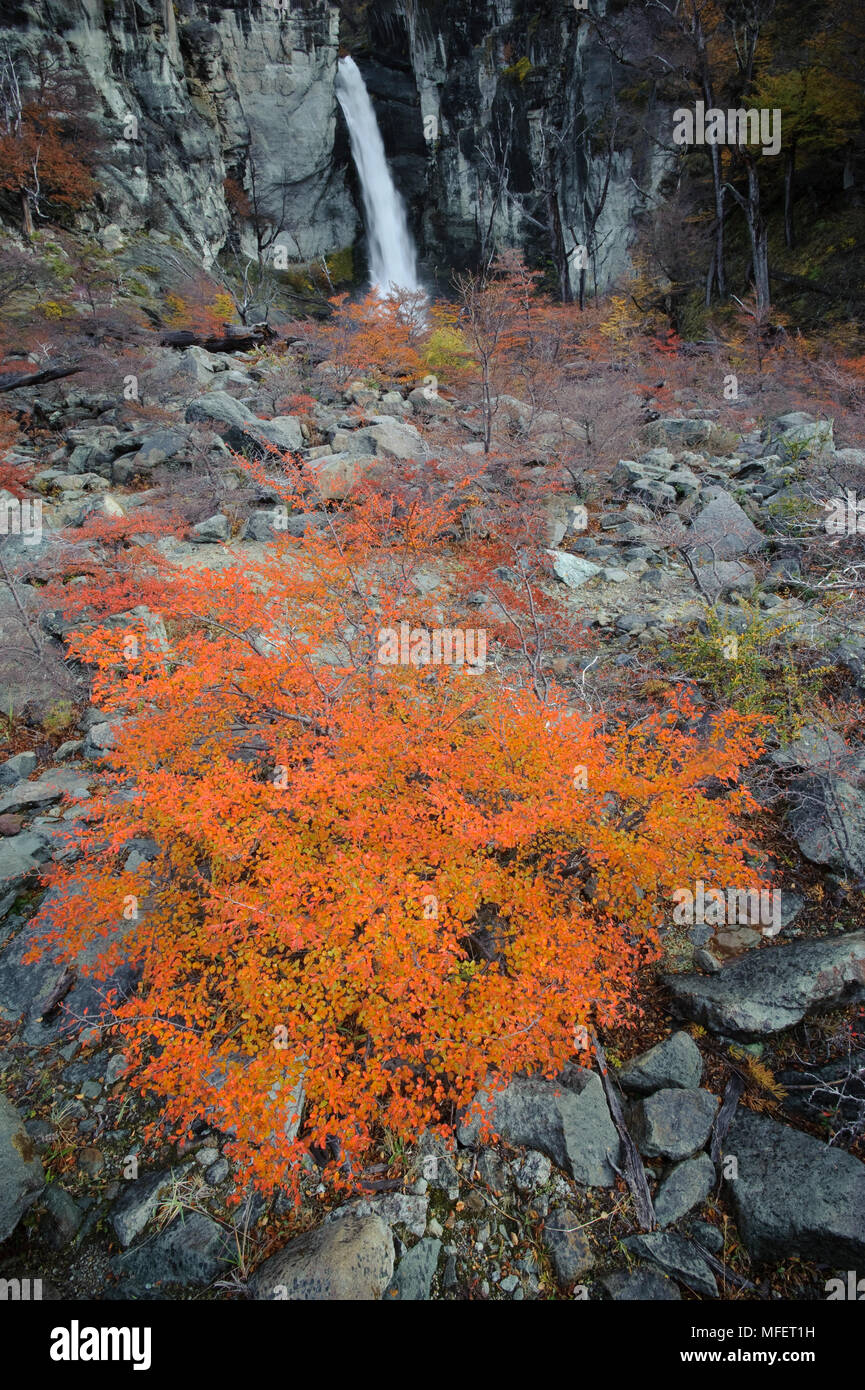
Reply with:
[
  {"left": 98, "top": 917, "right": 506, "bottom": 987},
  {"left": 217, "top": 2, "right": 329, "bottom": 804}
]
[
  {"left": 248, "top": 1211, "right": 395, "bottom": 1301},
  {"left": 1, "top": 0, "right": 355, "bottom": 265},
  {"left": 724, "top": 1109, "right": 865, "bottom": 1264},
  {"left": 0, "top": 1093, "right": 45, "bottom": 1241},
  {"left": 458, "top": 1065, "right": 621, "bottom": 1186},
  {"left": 0, "top": 1, "right": 667, "bottom": 287},
  {"left": 665, "top": 933, "right": 865, "bottom": 1038}
]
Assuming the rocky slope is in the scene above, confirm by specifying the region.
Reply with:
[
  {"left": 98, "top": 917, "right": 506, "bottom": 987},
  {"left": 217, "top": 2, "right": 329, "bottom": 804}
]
[{"left": 1, "top": 337, "right": 864, "bottom": 1301}]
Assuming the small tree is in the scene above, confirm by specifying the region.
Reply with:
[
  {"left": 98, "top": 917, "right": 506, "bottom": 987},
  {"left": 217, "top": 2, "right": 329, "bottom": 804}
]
[
  {"left": 33, "top": 454, "right": 767, "bottom": 1198},
  {"left": 0, "top": 44, "right": 96, "bottom": 238}
]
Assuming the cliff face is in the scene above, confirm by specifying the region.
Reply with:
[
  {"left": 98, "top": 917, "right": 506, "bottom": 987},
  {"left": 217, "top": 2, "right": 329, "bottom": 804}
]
[
  {"left": 365, "top": 0, "right": 667, "bottom": 293},
  {"left": 0, "top": 0, "right": 356, "bottom": 264},
  {"left": 0, "top": 0, "right": 666, "bottom": 290}
]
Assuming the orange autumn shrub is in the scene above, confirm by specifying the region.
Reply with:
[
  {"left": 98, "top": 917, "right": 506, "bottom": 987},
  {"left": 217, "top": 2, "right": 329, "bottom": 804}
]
[
  {"left": 31, "top": 456, "right": 766, "bottom": 1199},
  {"left": 309, "top": 286, "right": 430, "bottom": 385}
]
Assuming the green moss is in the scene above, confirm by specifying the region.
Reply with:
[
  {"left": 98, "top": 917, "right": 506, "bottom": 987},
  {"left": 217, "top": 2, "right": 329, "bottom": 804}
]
[
  {"left": 324, "top": 245, "right": 355, "bottom": 286},
  {"left": 503, "top": 56, "right": 533, "bottom": 82}
]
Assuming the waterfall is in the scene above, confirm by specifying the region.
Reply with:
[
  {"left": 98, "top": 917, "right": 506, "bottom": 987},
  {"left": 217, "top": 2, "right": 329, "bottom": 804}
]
[{"left": 335, "top": 56, "right": 420, "bottom": 297}]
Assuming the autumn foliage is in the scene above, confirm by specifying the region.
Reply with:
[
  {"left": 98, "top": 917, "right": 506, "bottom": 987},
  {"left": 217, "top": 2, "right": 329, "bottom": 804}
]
[
  {"left": 0, "top": 95, "right": 95, "bottom": 237},
  {"left": 308, "top": 286, "right": 434, "bottom": 386},
  {"left": 31, "top": 448, "right": 768, "bottom": 1199}
]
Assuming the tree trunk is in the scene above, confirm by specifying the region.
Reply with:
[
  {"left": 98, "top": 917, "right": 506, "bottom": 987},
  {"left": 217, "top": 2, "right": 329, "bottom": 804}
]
[
  {"left": 784, "top": 141, "right": 796, "bottom": 249},
  {"left": 20, "top": 190, "right": 33, "bottom": 240},
  {"left": 482, "top": 360, "right": 492, "bottom": 454},
  {"left": 706, "top": 140, "right": 727, "bottom": 303},
  {"left": 747, "top": 159, "right": 771, "bottom": 310},
  {"left": 546, "top": 179, "right": 571, "bottom": 304}
]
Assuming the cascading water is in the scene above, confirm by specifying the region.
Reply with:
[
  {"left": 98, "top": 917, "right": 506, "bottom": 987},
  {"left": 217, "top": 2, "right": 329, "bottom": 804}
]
[{"left": 335, "top": 56, "right": 420, "bottom": 297}]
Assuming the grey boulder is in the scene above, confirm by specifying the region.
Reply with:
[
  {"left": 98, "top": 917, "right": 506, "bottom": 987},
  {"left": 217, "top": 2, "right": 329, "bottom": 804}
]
[
  {"left": 248, "top": 1211, "right": 394, "bottom": 1300},
  {"left": 665, "top": 933, "right": 865, "bottom": 1037},
  {"left": 724, "top": 1108, "right": 865, "bottom": 1264},
  {"left": 458, "top": 1065, "right": 621, "bottom": 1186},
  {"left": 0, "top": 1093, "right": 45, "bottom": 1241}
]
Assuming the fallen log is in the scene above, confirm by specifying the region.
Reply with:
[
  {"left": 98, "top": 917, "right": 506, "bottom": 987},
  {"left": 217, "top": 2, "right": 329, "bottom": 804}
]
[
  {"left": 591, "top": 1029, "right": 656, "bottom": 1231},
  {"left": 0, "top": 363, "right": 82, "bottom": 394},
  {"left": 160, "top": 323, "right": 276, "bottom": 353},
  {"left": 710, "top": 1071, "right": 745, "bottom": 1167}
]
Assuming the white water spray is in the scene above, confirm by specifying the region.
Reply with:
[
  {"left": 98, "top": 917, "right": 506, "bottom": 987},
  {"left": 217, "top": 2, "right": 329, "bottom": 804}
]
[{"left": 335, "top": 56, "right": 420, "bottom": 296}]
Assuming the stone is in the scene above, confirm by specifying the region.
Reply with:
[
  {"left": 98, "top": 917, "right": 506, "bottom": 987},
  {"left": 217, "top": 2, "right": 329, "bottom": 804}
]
[
  {"left": 0, "top": 750, "right": 37, "bottom": 786},
  {"left": 110, "top": 1170, "right": 177, "bottom": 1247},
  {"left": 112, "top": 1211, "right": 234, "bottom": 1289},
  {"left": 185, "top": 392, "right": 304, "bottom": 456},
  {"left": 541, "top": 1205, "right": 594, "bottom": 1284},
  {"left": 243, "top": 508, "right": 327, "bottom": 541},
  {"left": 644, "top": 418, "right": 714, "bottom": 448},
  {"left": 631, "top": 478, "right": 677, "bottom": 506},
  {"left": 768, "top": 413, "right": 834, "bottom": 455},
  {"left": 205, "top": 1157, "right": 230, "bottom": 1185},
  {"left": 83, "top": 720, "right": 123, "bottom": 758},
  {"left": 547, "top": 549, "right": 602, "bottom": 590},
  {"left": 664, "top": 933, "right": 865, "bottom": 1037},
  {"left": 654, "top": 1154, "right": 715, "bottom": 1228},
  {"left": 0, "top": 1093, "right": 45, "bottom": 1240},
  {"left": 384, "top": 1236, "right": 440, "bottom": 1300},
  {"left": 693, "top": 560, "right": 756, "bottom": 599},
  {"left": 622, "top": 1233, "right": 717, "bottom": 1297},
  {"left": 724, "top": 1108, "right": 865, "bottom": 1264},
  {"left": 416, "top": 1132, "right": 460, "bottom": 1190},
  {"left": 630, "top": 1088, "right": 718, "bottom": 1160},
  {"left": 770, "top": 726, "right": 849, "bottom": 771},
  {"left": 40, "top": 1185, "right": 83, "bottom": 1249},
  {"left": 688, "top": 1219, "right": 724, "bottom": 1255},
  {"left": 361, "top": 417, "right": 425, "bottom": 460},
  {"left": 787, "top": 775, "right": 865, "bottom": 878},
  {"left": 0, "top": 831, "right": 51, "bottom": 894},
  {"left": 407, "top": 387, "right": 454, "bottom": 416},
  {"left": 597, "top": 1266, "right": 681, "bottom": 1300},
  {"left": 303, "top": 451, "right": 383, "bottom": 501},
  {"left": 687, "top": 490, "right": 765, "bottom": 563},
  {"left": 617, "top": 1031, "right": 703, "bottom": 1095},
  {"left": 513, "top": 1150, "right": 552, "bottom": 1193},
  {"left": 191, "top": 513, "right": 232, "bottom": 543},
  {"left": 458, "top": 1065, "right": 621, "bottom": 1187},
  {"left": 248, "top": 1212, "right": 395, "bottom": 1300},
  {"left": 0, "top": 768, "right": 89, "bottom": 816},
  {"left": 77, "top": 1146, "right": 105, "bottom": 1178}
]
